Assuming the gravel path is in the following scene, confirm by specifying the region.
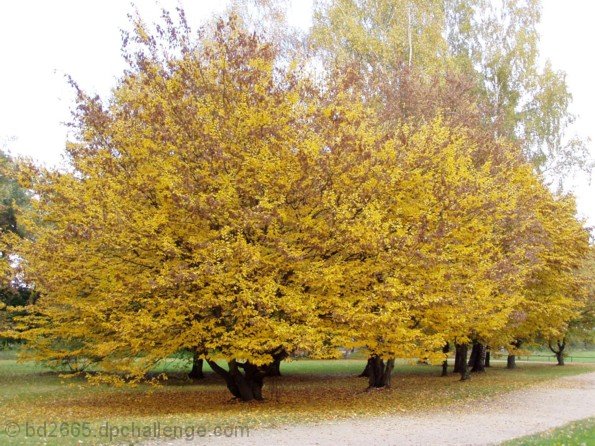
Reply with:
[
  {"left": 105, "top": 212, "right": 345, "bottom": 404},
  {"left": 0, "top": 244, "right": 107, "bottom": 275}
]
[{"left": 147, "top": 371, "right": 595, "bottom": 446}]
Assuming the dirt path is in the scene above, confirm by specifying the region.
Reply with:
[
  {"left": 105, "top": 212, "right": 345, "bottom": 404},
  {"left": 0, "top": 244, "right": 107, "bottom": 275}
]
[{"left": 147, "top": 371, "right": 595, "bottom": 446}]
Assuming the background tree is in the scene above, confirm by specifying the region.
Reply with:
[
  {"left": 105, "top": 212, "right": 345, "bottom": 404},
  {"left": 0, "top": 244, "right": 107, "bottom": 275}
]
[
  {"left": 310, "top": 0, "right": 591, "bottom": 178},
  {"left": 546, "top": 245, "right": 595, "bottom": 365},
  {"left": 0, "top": 150, "right": 34, "bottom": 344}
]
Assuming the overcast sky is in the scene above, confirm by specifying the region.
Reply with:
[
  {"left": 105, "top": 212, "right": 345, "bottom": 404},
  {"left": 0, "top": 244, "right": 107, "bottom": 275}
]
[{"left": 1, "top": 0, "right": 593, "bottom": 226}]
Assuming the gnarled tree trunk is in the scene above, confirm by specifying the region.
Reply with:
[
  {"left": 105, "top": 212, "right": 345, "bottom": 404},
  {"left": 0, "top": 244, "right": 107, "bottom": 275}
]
[
  {"left": 549, "top": 339, "right": 566, "bottom": 366},
  {"left": 188, "top": 349, "right": 205, "bottom": 380},
  {"left": 485, "top": 347, "right": 491, "bottom": 367},
  {"left": 367, "top": 356, "right": 395, "bottom": 389},
  {"left": 207, "top": 360, "right": 265, "bottom": 402}
]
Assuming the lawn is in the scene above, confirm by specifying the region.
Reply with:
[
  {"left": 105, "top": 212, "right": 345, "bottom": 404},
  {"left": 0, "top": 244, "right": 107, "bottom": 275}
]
[
  {"left": 503, "top": 417, "right": 595, "bottom": 445},
  {"left": 529, "top": 350, "right": 595, "bottom": 364},
  {"left": 489, "top": 349, "right": 595, "bottom": 365},
  {"left": 0, "top": 350, "right": 594, "bottom": 445}
]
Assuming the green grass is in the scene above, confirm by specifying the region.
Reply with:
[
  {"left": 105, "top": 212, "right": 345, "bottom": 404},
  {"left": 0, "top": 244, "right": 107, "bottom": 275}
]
[
  {"left": 503, "top": 417, "right": 595, "bottom": 445},
  {"left": 0, "top": 349, "right": 18, "bottom": 360},
  {"left": 0, "top": 352, "right": 593, "bottom": 446},
  {"left": 488, "top": 349, "right": 595, "bottom": 364}
]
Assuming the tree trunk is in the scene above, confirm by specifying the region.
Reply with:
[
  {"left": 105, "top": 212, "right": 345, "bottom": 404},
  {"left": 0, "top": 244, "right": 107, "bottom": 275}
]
[
  {"left": 485, "top": 348, "right": 491, "bottom": 367},
  {"left": 453, "top": 345, "right": 461, "bottom": 373},
  {"left": 478, "top": 344, "right": 487, "bottom": 371},
  {"left": 368, "top": 355, "right": 384, "bottom": 388},
  {"left": 468, "top": 342, "right": 478, "bottom": 367},
  {"left": 384, "top": 359, "right": 395, "bottom": 388},
  {"left": 441, "top": 342, "right": 450, "bottom": 377},
  {"left": 265, "top": 348, "right": 288, "bottom": 377},
  {"left": 459, "top": 344, "right": 470, "bottom": 381},
  {"left": 453, "top": 343, "right": 465, "bottom": 374},
  {"left": 359, "top": 357, "right": 372, "bottom": 377},
  {"left": 367, "top": 356, "right": 395, "bottom": 389},
  {"left": 267, "top": 359, "right": 282, "bottom": 376},
  {"left": 207, "top": 359, "right": 265, "bottom": 402},
  {"left": 239, "top": 362, "right": 265, "bottom": 400},
  {"left": 549, "top": 339, "right": 566, "bottom": 366},
  {"left": 470, "top": 342, "right": 486, "bottom": 373},
  {"left": 507, "top": 340, "right": 522, "bottom": 369},
  {"left": 188, "top": 350, "right": 204, "bottom": 380}
]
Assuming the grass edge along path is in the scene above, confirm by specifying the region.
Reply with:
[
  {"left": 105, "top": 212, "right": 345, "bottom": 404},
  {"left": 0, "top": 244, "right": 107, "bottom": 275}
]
[{"left": 502, "top": 417, "right": 595, "bottom": 445}]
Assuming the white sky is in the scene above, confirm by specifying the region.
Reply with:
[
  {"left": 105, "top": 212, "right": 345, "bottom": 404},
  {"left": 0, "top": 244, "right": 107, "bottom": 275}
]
[{"left": 0, "top": 0, "right": 593, "bottom": 226}]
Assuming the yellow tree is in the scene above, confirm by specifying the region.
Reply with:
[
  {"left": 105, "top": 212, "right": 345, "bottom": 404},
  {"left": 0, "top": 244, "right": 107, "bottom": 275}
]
[
  {"left": 311, "top": 0, "right": 591, "bottom": 178},
  {"left": 296, "top": 72, "right": 440, "bottom": 389},
  {"left": 9, "top": 13, "right": 342, "bottom": 401},
  {"left": 306, "top": 67, "right": 537, "bottom": 384},
  {"left": 393, "top": 125, "right": 538, "bottom": 380},
  {"left": 502, "top": 193, "right": 590, "bottom": 367},
  {"left": 350, "top": 119, "right": 508, "bottom": 385}
]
